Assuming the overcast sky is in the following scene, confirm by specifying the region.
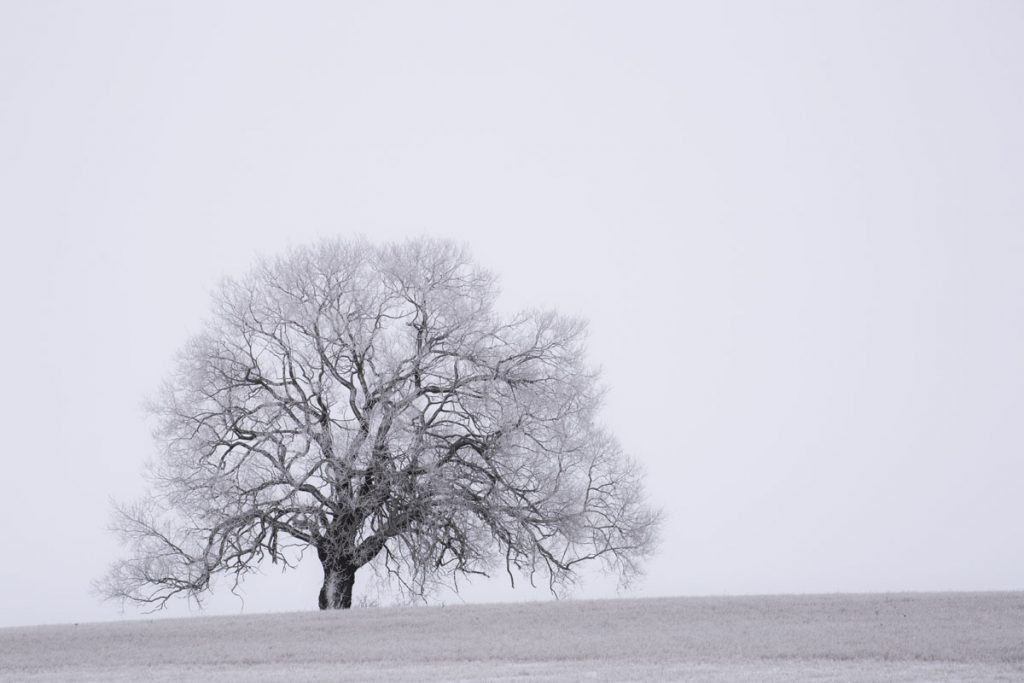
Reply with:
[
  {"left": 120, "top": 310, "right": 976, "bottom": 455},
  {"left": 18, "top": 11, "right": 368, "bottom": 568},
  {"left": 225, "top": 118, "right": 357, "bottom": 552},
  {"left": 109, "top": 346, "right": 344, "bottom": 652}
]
[{"left": 1, "top": 1, "right": 1022, "bottom": 628}]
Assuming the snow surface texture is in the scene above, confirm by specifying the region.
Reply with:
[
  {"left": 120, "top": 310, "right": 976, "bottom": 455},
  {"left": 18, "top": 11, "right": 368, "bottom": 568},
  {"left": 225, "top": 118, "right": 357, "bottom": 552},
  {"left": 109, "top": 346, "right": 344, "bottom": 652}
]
[{"left": 2, "top": 593, "right": 1022, "bottom": 682}]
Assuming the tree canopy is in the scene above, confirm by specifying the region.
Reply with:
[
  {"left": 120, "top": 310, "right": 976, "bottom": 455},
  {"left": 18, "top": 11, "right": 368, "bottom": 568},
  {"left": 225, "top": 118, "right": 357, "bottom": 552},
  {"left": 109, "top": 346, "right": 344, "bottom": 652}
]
[{"left": 100, "top": 238, "right": 660, "bottom": 609}]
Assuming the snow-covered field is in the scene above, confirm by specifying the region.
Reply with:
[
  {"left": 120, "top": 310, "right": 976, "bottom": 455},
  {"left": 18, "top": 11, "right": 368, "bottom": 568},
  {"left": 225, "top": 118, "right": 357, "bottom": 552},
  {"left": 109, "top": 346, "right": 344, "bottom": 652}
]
[{"left": 2, "top": 592, "right": 1021, "bottom": 682}]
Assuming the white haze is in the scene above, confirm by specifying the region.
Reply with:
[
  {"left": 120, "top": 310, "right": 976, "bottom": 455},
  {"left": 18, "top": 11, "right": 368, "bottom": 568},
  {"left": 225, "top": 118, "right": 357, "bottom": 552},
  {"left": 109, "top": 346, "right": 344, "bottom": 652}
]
[{"left": 0, "top": 1, "right": 1022, "bottom": 627}]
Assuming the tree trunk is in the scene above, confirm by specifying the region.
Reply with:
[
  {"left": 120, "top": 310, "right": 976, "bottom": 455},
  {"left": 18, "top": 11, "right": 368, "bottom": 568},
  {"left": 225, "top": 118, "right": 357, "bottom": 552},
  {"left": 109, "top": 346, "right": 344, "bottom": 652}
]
[{"left": 319, "top": 562, "right": 356, "bottom": 610}]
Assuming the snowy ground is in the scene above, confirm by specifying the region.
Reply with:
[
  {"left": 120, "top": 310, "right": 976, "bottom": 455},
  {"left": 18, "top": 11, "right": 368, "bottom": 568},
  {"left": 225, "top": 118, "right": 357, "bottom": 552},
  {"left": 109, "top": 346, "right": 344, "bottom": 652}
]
[{"left": 1, "top": 592, "right": 1022, "bottom": 681}]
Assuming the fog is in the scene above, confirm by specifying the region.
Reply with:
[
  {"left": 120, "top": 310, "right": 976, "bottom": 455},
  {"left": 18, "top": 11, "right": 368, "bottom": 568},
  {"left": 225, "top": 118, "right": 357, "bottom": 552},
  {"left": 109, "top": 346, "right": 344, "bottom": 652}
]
[{"left": 1, "top": 1, "right": 1022, "bottom": 627}]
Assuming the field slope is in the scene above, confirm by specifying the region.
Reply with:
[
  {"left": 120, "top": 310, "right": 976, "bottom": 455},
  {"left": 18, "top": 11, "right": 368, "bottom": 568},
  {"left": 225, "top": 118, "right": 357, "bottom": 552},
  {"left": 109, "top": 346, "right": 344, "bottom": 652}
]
[{"left": 2, "top": 592, "right": 1022, "bottom": 681}]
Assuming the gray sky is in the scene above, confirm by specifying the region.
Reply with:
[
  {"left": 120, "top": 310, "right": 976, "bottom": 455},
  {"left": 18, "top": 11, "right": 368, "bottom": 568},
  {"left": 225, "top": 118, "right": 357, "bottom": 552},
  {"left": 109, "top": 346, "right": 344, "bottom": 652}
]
[{"left": 1, "top": 1, "right": 1022, "bottom": 628}]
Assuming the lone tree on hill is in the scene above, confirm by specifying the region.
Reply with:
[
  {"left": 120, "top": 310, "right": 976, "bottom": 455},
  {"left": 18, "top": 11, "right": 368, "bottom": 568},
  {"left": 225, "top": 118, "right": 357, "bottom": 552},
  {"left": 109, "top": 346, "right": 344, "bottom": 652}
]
[{"left": 100, "top": 238, "right": 661, "bottom": 610}]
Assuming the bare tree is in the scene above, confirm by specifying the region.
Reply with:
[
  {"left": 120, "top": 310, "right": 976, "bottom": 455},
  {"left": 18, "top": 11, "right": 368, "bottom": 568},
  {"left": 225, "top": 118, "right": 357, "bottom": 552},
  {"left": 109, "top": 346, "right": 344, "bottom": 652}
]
[{"left": 99, "top": 238, "right": 661, "bottom": 610}]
